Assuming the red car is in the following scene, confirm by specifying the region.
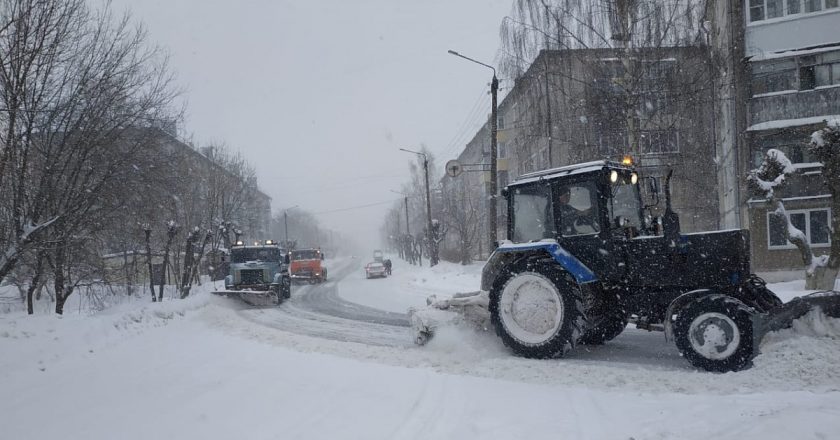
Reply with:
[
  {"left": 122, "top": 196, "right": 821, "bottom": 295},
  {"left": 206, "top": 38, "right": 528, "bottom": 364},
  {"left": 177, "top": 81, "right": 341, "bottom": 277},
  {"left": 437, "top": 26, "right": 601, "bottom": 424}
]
[{"left": 365, "top": 262, "right": 387, "bottom": 279}]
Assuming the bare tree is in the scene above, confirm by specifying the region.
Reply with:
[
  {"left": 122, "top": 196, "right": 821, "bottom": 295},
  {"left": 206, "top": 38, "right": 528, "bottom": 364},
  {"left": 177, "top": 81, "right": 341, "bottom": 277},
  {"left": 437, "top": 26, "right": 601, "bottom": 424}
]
[
  {"left": 143, "top": 225, "right": 156, "bottom": 302},
  {"left": 442, "top": 181, "right": 485, "bottom": 265},
  {"left": 748, "top": 148, "right": 835, "bottom": 290},
  {"left": 0, "top": 0, "right": 179, "bottom": 298},
  {"left": 179, "top": 227, "right": 198, "bottom": 299},
  {"left": 807, "top": 121, "right": 840, "bottom": 289},
  {"left": 157, "top": 220, "right": 178, "bottom": 302}
]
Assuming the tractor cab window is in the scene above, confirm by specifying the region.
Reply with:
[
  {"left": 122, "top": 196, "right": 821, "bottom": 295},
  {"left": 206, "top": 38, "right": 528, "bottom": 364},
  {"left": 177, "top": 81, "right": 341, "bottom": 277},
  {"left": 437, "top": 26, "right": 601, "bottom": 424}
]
[
  {"left": 554, "top": 182, "right": 600, "bottom": 236},
  {"left": 608, "top": 173, "right": 643, "bottom": 234},
  {"left": 511, "top": 184, "right": 554, "bottom": 242}
]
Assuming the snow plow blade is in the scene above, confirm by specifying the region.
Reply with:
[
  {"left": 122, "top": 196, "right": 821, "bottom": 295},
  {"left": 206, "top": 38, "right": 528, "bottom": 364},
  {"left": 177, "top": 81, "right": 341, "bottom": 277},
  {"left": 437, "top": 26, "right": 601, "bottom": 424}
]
[
  {"left": 754, "top": 290, "right": 840, "bottom": 339},
  {"left": 211, "top": 290, "right": 279, "bottom": 306},
  {"left": 408, "top": 291, "right": 491, "bottom": 345}
]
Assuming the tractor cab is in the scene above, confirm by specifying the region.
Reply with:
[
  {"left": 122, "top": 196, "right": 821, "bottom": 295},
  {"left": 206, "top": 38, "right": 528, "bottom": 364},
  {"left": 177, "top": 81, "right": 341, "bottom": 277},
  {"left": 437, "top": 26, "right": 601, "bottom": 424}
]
[
  {"left": 507, "top": 160, "right": 646, "bottom": 242},
  {"left": 498, "top": 159, "right": 751, "bottom": 293}
]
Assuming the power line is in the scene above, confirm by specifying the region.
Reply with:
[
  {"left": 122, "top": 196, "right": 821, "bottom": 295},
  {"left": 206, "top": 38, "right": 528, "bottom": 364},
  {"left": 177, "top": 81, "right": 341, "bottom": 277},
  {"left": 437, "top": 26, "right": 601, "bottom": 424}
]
[{"left": 312, "top": 198, "right": 402, "bottom": 215}]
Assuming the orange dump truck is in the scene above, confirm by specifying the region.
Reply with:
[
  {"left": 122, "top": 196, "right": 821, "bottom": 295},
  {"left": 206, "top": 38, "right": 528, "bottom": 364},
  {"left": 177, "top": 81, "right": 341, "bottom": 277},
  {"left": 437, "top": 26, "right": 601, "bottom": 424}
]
[{"left": 289, "top": 248, "right": 327, "bottom": 283}]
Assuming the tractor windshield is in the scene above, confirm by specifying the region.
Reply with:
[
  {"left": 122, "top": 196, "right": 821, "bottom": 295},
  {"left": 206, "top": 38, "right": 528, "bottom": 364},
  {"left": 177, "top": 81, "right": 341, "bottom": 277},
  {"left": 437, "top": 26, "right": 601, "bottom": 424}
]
[
  {"left": 608, "top": 175, "right": 643, "bottom": 232},
  {"left": 511, "top": 184, "right": 554, "bottom": 243}
]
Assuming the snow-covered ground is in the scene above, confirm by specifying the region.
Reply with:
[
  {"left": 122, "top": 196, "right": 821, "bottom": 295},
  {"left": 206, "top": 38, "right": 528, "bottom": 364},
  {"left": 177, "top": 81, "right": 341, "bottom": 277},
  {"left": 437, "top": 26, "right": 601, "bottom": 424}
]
[{"left": 1, "top": 258, "right": 839, "bottom": 440}]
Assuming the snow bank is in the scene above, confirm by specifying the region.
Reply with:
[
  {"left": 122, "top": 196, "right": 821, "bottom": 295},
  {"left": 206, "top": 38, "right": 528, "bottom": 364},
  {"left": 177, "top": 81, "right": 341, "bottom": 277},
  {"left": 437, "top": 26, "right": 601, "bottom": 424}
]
[{"left": 0, "top": 286, "right": 220, "bottom": 374}]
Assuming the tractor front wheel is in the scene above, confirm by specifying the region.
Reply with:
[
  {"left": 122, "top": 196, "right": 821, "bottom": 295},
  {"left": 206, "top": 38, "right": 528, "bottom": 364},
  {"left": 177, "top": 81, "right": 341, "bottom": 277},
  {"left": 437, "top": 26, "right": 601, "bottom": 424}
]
[
  {"left": 489, "top": 263, "right": 586, "bottom": 359},
  {"left": 674, "top": 294, "right": 756, "bottom": 372}
]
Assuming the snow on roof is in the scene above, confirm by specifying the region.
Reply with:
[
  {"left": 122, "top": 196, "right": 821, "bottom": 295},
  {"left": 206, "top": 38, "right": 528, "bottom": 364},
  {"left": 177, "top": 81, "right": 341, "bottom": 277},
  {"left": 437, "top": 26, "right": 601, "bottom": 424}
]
[
  {"left": 747, "top": 115, "right": 840, "bottom": 132},
  {"left": 511, "top": 160, "right": 629, "bottom": 186},
  {"left": 750, "top": 43, "right": 840, "bottom": 62}
]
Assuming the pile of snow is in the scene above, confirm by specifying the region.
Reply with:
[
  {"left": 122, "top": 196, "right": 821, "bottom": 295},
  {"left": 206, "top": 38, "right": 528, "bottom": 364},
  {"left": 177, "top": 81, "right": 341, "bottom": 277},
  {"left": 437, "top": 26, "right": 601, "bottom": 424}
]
[{"left": 0, "top": 286, "right": 218, "bottom": 375}]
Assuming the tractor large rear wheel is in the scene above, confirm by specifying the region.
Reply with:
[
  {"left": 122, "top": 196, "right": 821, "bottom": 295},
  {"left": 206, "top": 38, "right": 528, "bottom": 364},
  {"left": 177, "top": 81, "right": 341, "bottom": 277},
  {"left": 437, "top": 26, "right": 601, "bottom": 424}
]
[
  {"left": 489, "top": 263, "right": 586, "bottom": 359},
  {"left": 674, "top": 294, "right": 756, "bottom": 372}
]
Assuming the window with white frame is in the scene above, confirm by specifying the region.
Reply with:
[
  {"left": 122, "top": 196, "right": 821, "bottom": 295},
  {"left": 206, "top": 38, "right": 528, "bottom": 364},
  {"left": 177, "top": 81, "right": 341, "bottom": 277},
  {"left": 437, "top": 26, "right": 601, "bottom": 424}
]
[
  {"left": 767, "top": 208, "right": 831, "bottom": 249},
  {"left": 749, "top": 0, "right": 839, "bottom": 22},
  {"left": 498, "top": 141, "right": 507, "bottom": 159}
]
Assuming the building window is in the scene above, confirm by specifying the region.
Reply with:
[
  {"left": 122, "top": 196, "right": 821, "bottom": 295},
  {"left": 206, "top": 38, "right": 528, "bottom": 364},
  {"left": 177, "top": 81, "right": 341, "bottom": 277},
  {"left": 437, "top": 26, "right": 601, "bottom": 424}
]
[
  {"left": 815, "top": 62, "right": 840, "bottom": 86},
  {"left": 753, "top": 51, "right": 840, "bottom": 93},
  {"left": 751, "top": 59, "right": 797, "bottom": 95},
  {"left": 498, "top": 115, "right": 505, "bottom": 130},
  {"left": 498, "top": 141, "right": 507, "bottom": 159},
  {"left": 752, "top": 143, "right": 818, "bottom": 168},
  {"left": 767, "top": 0, "right": 785, "bottom": 17},
  {"left": 798, "top": 52, "right": 840, "bottom": 89},
  {"left": 767, "top": 208, "right": 831, "bottom": 249},
  {"left": 804, "top": 0, "right": 822, "bottom": 11},
  {"left": 639, "top": 129, "right": 680, "bottom": 154},
  {"left": 749, "top": 0, "right": 839, "bottom": 22},
  {"left": 597, "top": 131, "right": 628, "bottom": 156}
]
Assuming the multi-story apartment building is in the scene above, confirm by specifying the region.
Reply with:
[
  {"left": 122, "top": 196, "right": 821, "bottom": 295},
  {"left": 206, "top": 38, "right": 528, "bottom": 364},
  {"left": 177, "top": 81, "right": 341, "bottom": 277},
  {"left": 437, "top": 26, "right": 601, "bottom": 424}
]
[{"left": 743, "top": 0, "right": 840, "bottom": 270}]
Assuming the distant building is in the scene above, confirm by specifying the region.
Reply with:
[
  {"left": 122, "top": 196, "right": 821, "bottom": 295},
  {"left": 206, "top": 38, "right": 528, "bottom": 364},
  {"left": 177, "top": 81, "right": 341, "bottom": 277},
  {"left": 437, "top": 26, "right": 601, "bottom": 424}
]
[
  {"left": 743, "top": 0, "right": 840, "bottom": 271},
  {"left": 443, "top": 45, "right": 720, "bottom": 259}
]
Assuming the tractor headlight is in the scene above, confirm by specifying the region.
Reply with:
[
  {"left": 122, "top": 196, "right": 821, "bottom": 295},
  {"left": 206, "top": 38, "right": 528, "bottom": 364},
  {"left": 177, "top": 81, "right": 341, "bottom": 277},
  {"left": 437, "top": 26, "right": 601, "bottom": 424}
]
[
  {"left": 610, "top": 170, "right": 619, "bottom": 183},
  {"left": 630, "top": 172, "right": 638, "bottom": 184}
]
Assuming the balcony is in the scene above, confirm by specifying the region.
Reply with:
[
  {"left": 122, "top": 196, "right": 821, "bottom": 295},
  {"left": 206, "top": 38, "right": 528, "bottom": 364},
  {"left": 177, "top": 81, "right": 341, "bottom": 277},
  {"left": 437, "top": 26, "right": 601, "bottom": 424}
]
[{"left": 749, "top": 86, "right": 840, "bottom": 127}]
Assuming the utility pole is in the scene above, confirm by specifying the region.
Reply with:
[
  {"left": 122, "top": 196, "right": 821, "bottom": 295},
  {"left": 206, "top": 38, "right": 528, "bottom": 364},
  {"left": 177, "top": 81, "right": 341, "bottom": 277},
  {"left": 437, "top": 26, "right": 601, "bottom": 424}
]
[
  {"left": 404, "top": 196, "right": 410, "bottom": 236},
  {"left": 448, "top": 49, "right": 499, "bottom": 250},
  {"left": 389, "top": 190, "right": 411, "bottom": 236},
  {"left": 423, "top": 155, "right": 435, "bottom": 264},
  {"left": 489, "top": 72, "right": 499, "bottom": 249},
  {"left": 399, "top": 148, "right": 437, "bottom": 266},
  {"left": 283, "top": 205, "right": 299, "bottom": 249}
]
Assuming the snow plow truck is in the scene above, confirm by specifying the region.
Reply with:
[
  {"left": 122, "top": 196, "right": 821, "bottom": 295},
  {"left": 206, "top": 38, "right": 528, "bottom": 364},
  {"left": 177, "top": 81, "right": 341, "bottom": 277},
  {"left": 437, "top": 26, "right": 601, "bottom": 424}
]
[
  {"left": 289, "top": 248, "right": 327, "bottom": 283},
  {"left": 409, "top": 159, "right": 840, "bottom": 372},
  {"left": 213, "top": 240, "right": 291, "bottom": 305}
]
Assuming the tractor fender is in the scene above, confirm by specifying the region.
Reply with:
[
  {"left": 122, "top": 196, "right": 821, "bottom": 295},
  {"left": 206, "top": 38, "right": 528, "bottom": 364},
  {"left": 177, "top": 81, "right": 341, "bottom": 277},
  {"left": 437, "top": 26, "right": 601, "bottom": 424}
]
[
  {"left": 482, "top": 240, "right": 597, "bottom": 291},
  {"left": 664, "top": 289, "right": 715, "bottom": 342}
]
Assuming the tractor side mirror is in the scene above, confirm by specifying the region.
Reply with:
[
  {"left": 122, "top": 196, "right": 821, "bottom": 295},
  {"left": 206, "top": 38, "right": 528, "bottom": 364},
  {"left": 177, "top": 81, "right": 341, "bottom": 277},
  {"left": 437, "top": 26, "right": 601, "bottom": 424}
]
[
  {"left": 284, "top": 255, "right": 290, "bottom": 264},
  {"left": 321, "top": 253, "right": 325, "bottom": 260}
]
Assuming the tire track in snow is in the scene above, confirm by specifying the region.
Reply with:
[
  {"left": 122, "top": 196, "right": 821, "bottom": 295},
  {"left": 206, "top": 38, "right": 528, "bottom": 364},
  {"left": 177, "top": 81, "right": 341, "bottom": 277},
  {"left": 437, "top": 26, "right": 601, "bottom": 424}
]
[{"left": 236, "top": 257, "right": 413, "bottom": 348}]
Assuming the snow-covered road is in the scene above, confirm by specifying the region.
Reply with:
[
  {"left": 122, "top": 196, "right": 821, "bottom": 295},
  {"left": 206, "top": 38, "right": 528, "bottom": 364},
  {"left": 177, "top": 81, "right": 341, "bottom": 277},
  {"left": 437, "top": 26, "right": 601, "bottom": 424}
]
[
  {"left": 234, "top": 257, "right": 413, "bottom": 348},
  {"left": 2, "top": 258, "right": 840, "bottom": 439}
]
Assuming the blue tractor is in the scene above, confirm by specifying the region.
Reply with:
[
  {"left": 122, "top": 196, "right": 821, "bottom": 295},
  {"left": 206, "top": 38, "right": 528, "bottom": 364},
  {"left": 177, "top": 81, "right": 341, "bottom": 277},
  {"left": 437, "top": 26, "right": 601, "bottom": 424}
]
[{"left": 416, "top": 160, "right": 840, "bottom": 372}]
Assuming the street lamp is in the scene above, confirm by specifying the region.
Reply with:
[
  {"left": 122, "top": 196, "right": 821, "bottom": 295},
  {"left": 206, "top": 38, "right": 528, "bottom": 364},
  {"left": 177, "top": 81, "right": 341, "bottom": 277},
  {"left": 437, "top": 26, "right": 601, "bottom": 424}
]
[
  {"left": 448, "top": 49, "right": 499, "bottom": 250},
  {"left": 399, "top": 147, "right": 437, "bottom": 266},
  {"left": 283, "top": 205, "right": 299, "bottom": 249}
]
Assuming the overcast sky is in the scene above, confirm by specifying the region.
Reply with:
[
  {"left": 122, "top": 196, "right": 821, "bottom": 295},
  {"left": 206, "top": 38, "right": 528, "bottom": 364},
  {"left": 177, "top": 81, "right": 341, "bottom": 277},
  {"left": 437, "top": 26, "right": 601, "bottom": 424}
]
[{"left": 109, "top": 0, "right": 510, "bottom": 248}]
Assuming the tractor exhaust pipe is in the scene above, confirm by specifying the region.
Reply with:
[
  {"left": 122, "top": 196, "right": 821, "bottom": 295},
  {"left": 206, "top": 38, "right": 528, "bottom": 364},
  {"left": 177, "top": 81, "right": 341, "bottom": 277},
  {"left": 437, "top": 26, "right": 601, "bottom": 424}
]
[{"left": 662, "top": 170, "right": 681, "bottom": 244}]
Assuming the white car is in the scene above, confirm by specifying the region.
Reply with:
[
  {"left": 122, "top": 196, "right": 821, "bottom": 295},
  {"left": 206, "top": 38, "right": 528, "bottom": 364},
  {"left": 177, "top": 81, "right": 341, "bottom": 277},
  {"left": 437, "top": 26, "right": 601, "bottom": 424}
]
[{"left": 365, "top": 262, "right": 387, "bottom": 279}]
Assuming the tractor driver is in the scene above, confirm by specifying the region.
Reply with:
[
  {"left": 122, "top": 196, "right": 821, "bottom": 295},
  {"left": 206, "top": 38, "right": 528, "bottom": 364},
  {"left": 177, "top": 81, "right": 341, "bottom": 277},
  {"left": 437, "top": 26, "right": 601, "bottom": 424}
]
[{"left": 556, "top": 185, "right": 597, "bottom": 235}]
